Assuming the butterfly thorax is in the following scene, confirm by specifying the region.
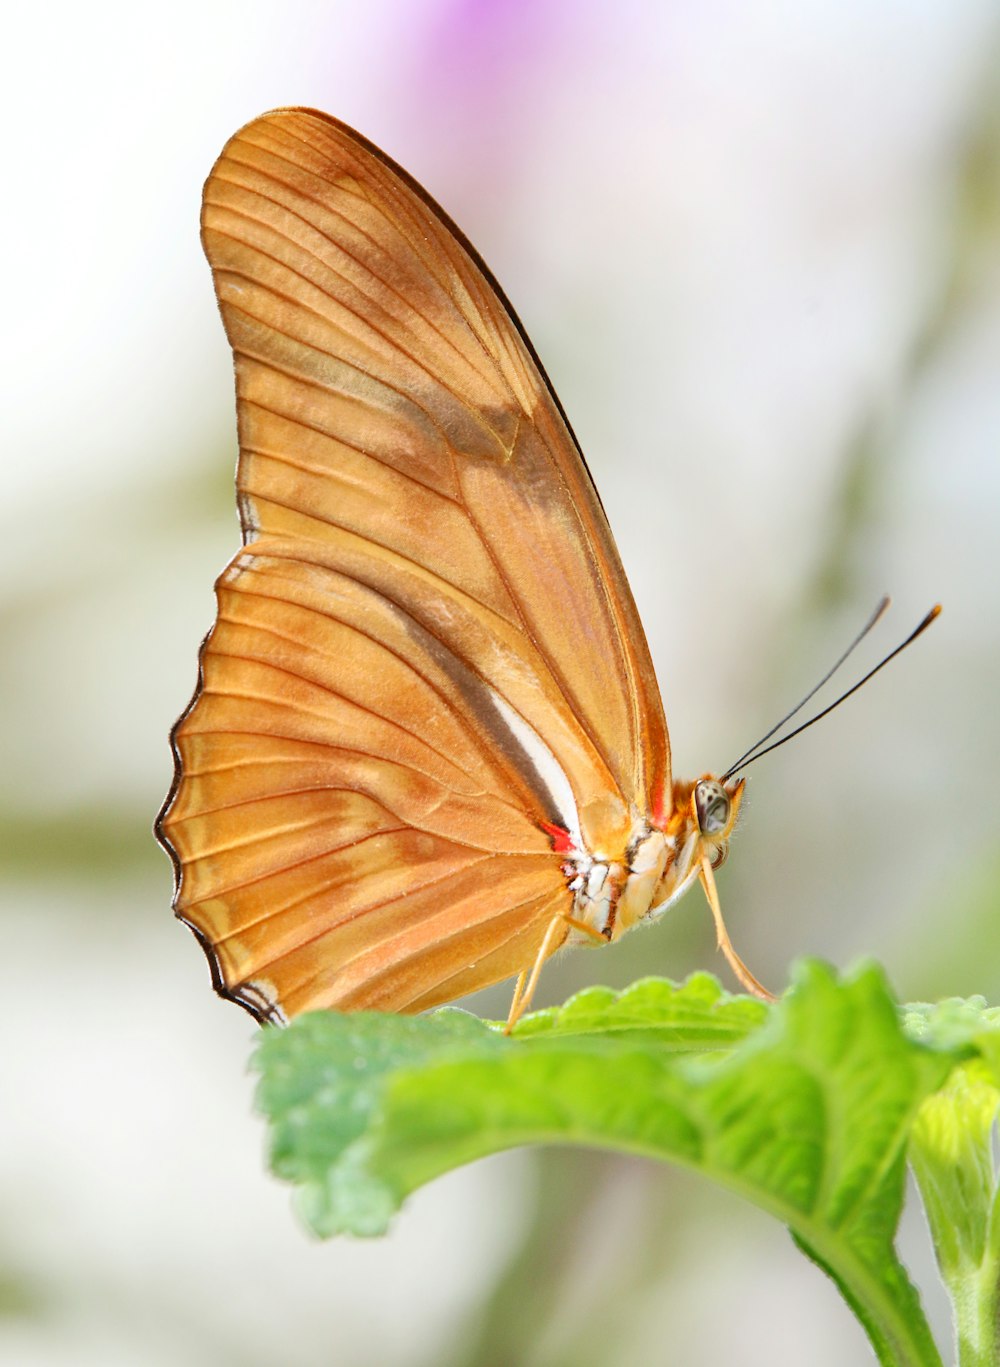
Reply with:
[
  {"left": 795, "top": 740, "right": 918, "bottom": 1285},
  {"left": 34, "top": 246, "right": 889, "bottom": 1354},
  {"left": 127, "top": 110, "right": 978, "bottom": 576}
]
[{"left": 560, "top": 775, "right": 745, "bottom": 946}]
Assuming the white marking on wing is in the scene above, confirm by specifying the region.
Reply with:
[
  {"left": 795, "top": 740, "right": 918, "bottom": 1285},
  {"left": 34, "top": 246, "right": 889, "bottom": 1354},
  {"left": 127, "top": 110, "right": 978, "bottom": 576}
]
[
  {"left": 222, "top": 549, "right": 259, "bottom": 583},
  {"left": 487, "top": 689, "right": 584, "bottom": 851}
]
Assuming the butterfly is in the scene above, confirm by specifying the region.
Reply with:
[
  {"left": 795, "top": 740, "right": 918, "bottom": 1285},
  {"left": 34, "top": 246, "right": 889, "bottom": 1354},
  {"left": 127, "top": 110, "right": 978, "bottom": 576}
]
[{"left": 158, "top": 107, "right": 936, "bottom": 1030}]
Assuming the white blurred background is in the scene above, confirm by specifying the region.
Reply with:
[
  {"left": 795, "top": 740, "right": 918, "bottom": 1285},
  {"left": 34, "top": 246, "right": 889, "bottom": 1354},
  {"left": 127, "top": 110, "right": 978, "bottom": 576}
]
[{"left": 3, "top": 2, "right": 999, "bottom": 1363}]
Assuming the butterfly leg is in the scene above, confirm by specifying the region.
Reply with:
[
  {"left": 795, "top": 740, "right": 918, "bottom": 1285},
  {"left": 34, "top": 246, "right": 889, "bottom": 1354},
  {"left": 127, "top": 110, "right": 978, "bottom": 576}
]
[
  {"left": 698, "top": 853, "right": 776, "bottom": 1001},
  {"left": 508, "top": 969, "right": 528, "bottom": 1021},
  {"left": 504, "top": 912, "right": 572, "bottom": 1034}
]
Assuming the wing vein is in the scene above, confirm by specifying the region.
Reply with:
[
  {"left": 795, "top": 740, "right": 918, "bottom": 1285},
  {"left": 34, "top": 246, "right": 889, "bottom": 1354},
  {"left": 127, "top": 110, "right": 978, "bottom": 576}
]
[
  {"left": 187, "top": 824, "right": 417, "bottom": 904},
  {"left": 224, "top": 497, "right": 518, "bottom": 632},
  {"left": 211, "top": 846, "right": 498, "bottom": 945},
  {"left": 252, "top": 871, "right": 563, "bottom": 991},
  {"left": 206, "top": 641, "right": 479, "bottom": 783},
  {"left": 214, "top": 587, "right": 507, "bottom": 781},
  {"left": 209, "top": 178, "right": 512, "bottom": 406},
  {"left": 232, "top": 121, "right": 517, "bottom": 388}
]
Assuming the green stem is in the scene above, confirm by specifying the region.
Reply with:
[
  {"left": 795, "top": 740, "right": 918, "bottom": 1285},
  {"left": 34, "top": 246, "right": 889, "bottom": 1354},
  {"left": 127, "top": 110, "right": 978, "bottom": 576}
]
[{"left": 952, "top": 1263, "right": 1000, "bottom": 1367}]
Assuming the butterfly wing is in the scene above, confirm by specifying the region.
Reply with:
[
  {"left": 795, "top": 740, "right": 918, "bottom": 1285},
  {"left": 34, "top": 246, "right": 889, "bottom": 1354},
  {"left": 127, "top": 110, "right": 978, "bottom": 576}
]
[{"left": 157, "top": 108, "right": 670, "bottom": 1020}]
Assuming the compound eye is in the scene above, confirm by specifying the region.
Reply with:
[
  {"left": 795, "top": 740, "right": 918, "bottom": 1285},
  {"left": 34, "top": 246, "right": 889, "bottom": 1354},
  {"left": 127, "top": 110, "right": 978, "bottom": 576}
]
[{"left": 695, "top": 780, "right": 730, "bottom": 835}]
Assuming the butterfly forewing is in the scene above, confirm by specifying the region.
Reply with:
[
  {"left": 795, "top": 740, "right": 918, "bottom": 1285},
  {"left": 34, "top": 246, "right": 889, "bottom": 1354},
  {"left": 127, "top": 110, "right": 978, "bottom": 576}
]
[{"left": 158, "top": 108, "right": 671, "bottom": 1020}]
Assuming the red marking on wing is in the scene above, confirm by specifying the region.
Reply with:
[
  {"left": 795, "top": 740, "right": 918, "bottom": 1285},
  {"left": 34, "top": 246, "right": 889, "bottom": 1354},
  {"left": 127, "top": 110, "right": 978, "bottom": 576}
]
[{"left": 539, "top": 819, "right": 575, "bottom": 854}]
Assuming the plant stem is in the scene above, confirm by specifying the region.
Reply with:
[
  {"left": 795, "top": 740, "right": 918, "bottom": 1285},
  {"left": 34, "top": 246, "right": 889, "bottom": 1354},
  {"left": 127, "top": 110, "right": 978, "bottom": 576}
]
[{"left": 953, "top": 1263, "right": 1000, "bottom": 1367}]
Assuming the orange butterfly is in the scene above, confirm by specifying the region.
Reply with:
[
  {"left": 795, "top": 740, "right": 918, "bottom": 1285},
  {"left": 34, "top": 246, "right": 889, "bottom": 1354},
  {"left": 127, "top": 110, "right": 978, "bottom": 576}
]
[{"left": 156, "top": 108, "right": 934, "bottom": 1029}]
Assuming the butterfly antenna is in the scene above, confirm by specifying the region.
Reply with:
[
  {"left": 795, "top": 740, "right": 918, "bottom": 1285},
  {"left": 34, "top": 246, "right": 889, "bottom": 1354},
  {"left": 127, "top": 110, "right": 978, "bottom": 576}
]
[
  {"left": 722, "top": 594, "right": 891, "bottom": 778},
  {"left": 721, "top": 603, "right": 940, "bottom": 780}
]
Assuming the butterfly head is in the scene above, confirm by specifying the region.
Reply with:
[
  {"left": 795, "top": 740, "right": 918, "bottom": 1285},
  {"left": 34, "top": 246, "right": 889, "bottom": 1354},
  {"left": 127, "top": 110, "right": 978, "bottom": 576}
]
[
  {"left": 690, "top": 774, "right": 745, "bottom": 871},
  {"left": 643, "top": 773, "right": 746, "bottom": 926}
]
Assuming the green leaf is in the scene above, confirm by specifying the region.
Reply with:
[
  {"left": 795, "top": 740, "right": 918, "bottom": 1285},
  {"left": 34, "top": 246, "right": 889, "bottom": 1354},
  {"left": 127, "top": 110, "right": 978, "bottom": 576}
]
[
  {"left": 254, "top": 1007, "right": 498, "bottom": 1238},
  {"left": 253, "top": 961, "right": 961, "bottom": 1366},
  {"left": 507, "top": 971, "right": 769, "bottom": 1044}
]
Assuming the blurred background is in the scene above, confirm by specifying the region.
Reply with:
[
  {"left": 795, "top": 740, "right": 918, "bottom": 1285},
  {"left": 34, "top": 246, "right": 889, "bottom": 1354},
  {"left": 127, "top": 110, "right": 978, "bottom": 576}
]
[{"left": 4, "top": 1, "right": 999, "bottom": 1363}]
